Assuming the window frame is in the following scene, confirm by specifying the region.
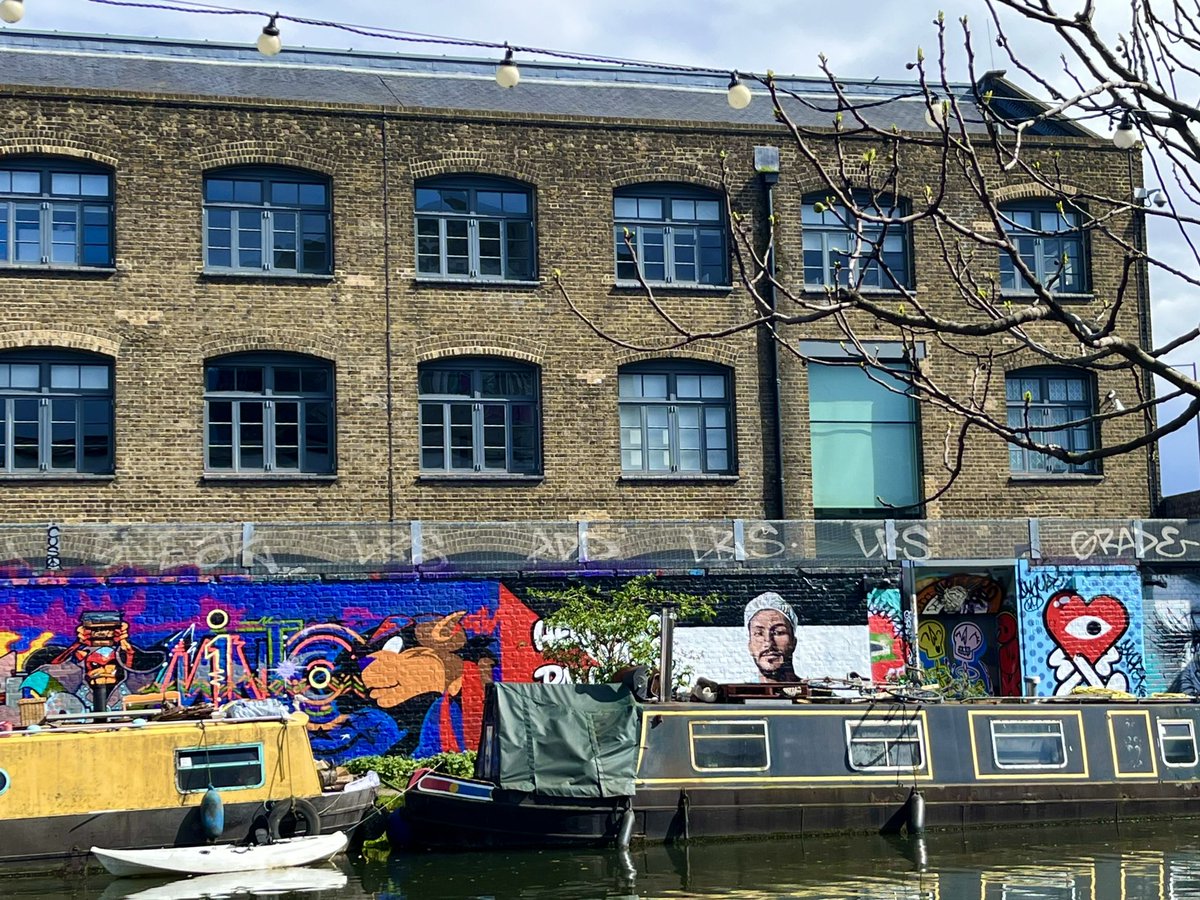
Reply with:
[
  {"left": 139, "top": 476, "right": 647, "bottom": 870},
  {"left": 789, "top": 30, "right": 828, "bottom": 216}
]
[
  {"left": 0, "top": 349, "right": 115, "bottom": 475},
  {"left": 801, "top": 191, "right": 912, "bottom": 290},
  {"left": 0, "top": 158, "right": 115, "bottom": 269},
  {"left": 203, "top": 352, "right": 336, "bottom": 475},
  {"left": 845, "top": 718, "right": 926, "bottom": 772},
  {"left": 414, "top": 175, "right": 536, "bottom": 283},
  {"left": 1157, "top": 719, "right": 1198, "bottom": 768},
  {"left": 618, "top": 360, "right": 735, "bottom": 476},
  {"left": 418, "top": 357, "right": 542, "bottom": 476},
  {"left": 175, "top": 743, "right": 265, "bottom": 793},
  {"left": 688, "top": 719, "right": 770, "bottom": 772},
  {"left": 613, "top": 183, "right": 730, "bottom": 287},
  {"left": 989, "top": 719, "right": 1069, "bottom": 770},
  {"left": 806, "top": 353, "right": 923, "bottom": 518},
  {"left": 202, "top": 166, "right": 332, "bottom": 276},
  {"left": 1005, "top": 366, "right": 1097, "bottom": 476},
  {"left": 998, "top": 200, "right": 1089, "bottom": 295}
]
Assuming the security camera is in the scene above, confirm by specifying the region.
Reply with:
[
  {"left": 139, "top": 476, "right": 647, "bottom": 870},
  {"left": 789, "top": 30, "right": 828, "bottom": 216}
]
[{"left": 1153, "top": 191, "right": 1168, "bottom": 208}]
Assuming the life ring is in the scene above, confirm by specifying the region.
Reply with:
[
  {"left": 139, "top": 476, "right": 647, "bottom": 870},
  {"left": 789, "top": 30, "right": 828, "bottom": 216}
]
[{"left": 266, "top": 797, "right": 321, "bottom": 839}]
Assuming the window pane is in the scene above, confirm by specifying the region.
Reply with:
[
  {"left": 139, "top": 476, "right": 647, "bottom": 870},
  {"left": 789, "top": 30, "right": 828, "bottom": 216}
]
[
  {"left": 206, "top": 179, "right": 234, "bottom": 202},
  {"left": 10, "top": 364, "right": 38, "bottom": 390},
  {"left": 11, "top": 171, "right": 40, "bottom": 194},
  {"left": 51, "top": 173, "right": 80, "bottom": 195},
  {"left": 81, "top": 174, "right": 110, "bottom": 197},
  {"left": 50, "top": 365, "right": 80, "bottom": 390},
  {"left": 271, "top": 182, "right": 299, "bottom": 206},
  {"left": 232, "top": 180, "right": 262, "bottom": 204}
]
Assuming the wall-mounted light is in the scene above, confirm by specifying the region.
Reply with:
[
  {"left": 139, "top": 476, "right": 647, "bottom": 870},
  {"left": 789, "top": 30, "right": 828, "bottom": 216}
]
[
  {"left": 924, "top": 93, "right": 946, "bottom": 128},
  {"left": 0, "top": 0, "right": 24, "bottom": 24},
  {"left": 727, "top": 72, "right": 752, "bottom": 110},
  {"left": 1113, "top": 111, "right": 1138, "bottom": 150},
  {"left": 496, "top": 46, "right": 520, "bottom": 88},
  {"left": 256, "top": 14, "right": 282, "bottom": 57}
]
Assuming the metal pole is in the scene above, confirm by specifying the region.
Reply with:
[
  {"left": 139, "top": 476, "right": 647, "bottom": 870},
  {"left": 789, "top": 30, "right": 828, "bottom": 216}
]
[{"left": 658, "top": 605, "right": 675, "bottom": 702}]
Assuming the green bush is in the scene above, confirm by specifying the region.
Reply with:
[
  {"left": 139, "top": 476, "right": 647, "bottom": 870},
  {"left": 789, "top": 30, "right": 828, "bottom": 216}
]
[{"left": 345, "top": 750, "right": 476, "bottom": 788}]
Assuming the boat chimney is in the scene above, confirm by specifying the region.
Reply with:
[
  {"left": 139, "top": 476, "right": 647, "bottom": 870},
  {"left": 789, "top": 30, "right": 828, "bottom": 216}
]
[
  {"left": 1023, "top": 675, "right": 1041, "bottom": 700},
  {"left": 658, "top": 605, "right": 676, "bottom": 702}
]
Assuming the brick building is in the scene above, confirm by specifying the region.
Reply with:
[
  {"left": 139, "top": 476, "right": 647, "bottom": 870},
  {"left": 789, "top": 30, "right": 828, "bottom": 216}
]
[
  {"left": 0, "top": 31, "right": 1193, "bottom": 748},
  {"left": 0, "top": 31, "right": 1154, "bottom": 526}
]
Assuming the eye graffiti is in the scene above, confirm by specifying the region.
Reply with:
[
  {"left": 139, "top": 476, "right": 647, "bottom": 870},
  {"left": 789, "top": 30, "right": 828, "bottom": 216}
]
[{"left": 1043, "top": 590, "right": 1131, "bottom": 695}]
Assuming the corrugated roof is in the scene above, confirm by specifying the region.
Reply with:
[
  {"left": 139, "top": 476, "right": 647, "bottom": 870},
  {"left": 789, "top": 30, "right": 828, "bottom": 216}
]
[{"left": 0, "top": 30, "right": 1088, "bottom": 136}]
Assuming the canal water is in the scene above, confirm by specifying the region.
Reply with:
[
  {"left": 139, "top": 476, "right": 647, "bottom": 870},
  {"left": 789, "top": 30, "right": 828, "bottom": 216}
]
[{"left": 9, "top": 820, "right": 1200, "bottom": 899}]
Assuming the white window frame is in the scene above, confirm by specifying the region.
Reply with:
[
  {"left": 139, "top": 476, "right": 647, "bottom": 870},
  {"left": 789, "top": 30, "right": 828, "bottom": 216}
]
[
  {"left": 990, "top": 718, "right": 1069, "bottom": 770},
  {"left": 845, "top": 718, "right": 926, "bottom": 772},
  {"left": 688, "top": 719, "right": 770, "bottom": 773},
  {"left": 1157, "top": 718, "right": 1198, "bottom": 768}
]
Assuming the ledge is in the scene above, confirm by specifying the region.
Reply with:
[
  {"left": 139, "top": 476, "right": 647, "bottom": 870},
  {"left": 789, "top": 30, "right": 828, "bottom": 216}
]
[
  {"left": 611, "top": 280, "right": 733, "bottom": 294},
  {"left": 200, "top": 271, "right": 335, "bottom": 283},
  {"left": 0, "top": 265, "right": 117, "bottom": 278},
  {"left": 412, "top": 276, "right": 541, "bottom": 289},
  {"left": 801, "top": 285, "right": 910, "bottom": 296},
  {"left": 1008, "top": 473, "right": 1104, "bottom": 485},
  {"left": 1000, "top": 290, "right": 1094, "bottom": 303},
  {"left": 0, "top": 473, "right": 114, "bottom": 483},
  {"left": 201, "top": 473, "right": 338, "bottom": 484},
  {"left": 619, "top": 473, "right": 739, "bottom": 484},
  {"left": 416, "top": 473, "right": 543, "bottom": 485}
]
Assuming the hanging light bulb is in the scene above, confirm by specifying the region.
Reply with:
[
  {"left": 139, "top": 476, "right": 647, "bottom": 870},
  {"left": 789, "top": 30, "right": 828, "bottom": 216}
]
[
  {"left": 256, "top": 14, "right": 282, "bottom": 57},
  {"left": 495, "top": 46, "right": 520, "bottom": 88},
  {"left": 727, "top": 72, "right": 752, "bottom": 110},
  {"left": 1112, "top": 111, "right": 1137, "bottom": 150},
  {"left": 0, "top": 0, "right": 24, "bottom": 25}
]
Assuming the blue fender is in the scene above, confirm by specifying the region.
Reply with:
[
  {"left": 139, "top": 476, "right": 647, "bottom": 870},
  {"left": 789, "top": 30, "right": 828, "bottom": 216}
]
[{"left": 200, "top": 787, "right": 224, "bottom": 841}]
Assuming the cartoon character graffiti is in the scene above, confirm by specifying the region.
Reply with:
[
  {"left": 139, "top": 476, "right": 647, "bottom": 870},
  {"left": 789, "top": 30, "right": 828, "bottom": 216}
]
[
  {"left": 1044, "top": 590, "right": 1130, "bottom": 695},
  {"left": 28, "top": 611, "right": 164, "bottom": 712},
  {"left": 917, "top": 573, "right": 1005, "bottom": 615},
  {"left": 917, "top": 620, "right": 952, "bottom": 685},
  {"left": 950, "top": 621, "right": 992, "bottom": 694}
]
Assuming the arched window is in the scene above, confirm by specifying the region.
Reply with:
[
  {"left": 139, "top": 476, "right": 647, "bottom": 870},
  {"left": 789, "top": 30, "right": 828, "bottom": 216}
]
[
  {"left": 613, "top": 184, "right": 728, "bottom": 286},
  {"left": 1005, "top": 367, "right": 1097, "bottom": 474},
  {"left": 998, "top": 200, "right": 1088, "bottom": 294},
  {"left": 418, "top": 358, "right": 540, "bottom": 474},
  {"left": 204, "top": 353, "right": 334, "bottom": 473},
  {"left": 0, "top": 349, "right": 114, "bottom": 474},
  {"left": 414, "top": 176, "right": 535, "bottom": 282},
  {"left": 802, "top": 191, "right": 911, "bottom": 289},
  {"left": 203, "top": 166, "right": 331, "bottom": 275},
  {"left": 618, "top": 360, "right": 734, "bottom": 474},
  {"left": 0, "top": 158, "right": 114, "bottom": 268}
]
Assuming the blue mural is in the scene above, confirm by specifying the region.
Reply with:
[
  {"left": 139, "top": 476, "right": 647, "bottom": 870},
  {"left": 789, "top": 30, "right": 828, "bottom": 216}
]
[{"left": 1016, "top": 562, "right": 1147, "bottom": 697}]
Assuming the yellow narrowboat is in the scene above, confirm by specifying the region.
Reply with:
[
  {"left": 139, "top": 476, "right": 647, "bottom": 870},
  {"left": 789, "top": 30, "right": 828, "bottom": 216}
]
[{"left": 0, "top": 709, "right": 376, "bottom": 863}]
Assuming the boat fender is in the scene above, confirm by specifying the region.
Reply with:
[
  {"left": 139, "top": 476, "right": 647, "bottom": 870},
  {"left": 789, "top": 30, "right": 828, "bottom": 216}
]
[
  {"left": 200, "top": 787, "right": 225, "bottom": 841},
  {"left": 617, "top": 806, "right": 635, "bottom": 849},
  {"left": 907, "top": 788, "right": 926, "bottom": 835},
  {"left": 267, "top": 797, "right": 321, "bottom": 840}
]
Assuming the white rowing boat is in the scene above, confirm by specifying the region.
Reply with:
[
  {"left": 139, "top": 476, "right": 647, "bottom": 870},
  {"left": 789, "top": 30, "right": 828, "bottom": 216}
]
[{"left": 91, "top": 831, "right": 348, "bottom": 877}]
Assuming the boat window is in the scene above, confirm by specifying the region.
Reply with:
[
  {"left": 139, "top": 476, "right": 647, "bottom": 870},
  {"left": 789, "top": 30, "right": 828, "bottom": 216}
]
[
  {"left": 990, "top": 719, "right": 1067, "bottom": 769},
  {"left": 845, "top": 719, "right": 925, "bottom": 771},
  {"left": 1158, "top": 719, "right": 1198, "bottom": 767},
  {"left": 689, "top": 720, "right": 770, "bottom": 771},
  {"left": 0, "top": 768, "right": 7, "bottom": 795},
  {"left": 176, "top": 744, "right": 265, "bottom": 792}
]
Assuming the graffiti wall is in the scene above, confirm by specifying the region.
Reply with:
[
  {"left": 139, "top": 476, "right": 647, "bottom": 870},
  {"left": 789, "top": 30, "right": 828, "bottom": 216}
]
[
  {"left": 0, "top": 572, "right": 872, "bottom": 758},
  {"left": 913, "top": 571, "right": 1013, "bottom": 696},
  {"left": 1143, "top": 573, "right": 1200, "bottom": 694},
  {"left": 1016, "top": 562, "right": 1147, "bottom": 697}
]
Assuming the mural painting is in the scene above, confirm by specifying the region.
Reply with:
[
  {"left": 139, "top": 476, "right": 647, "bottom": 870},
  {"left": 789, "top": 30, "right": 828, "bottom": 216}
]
[
  {"left": 1142, "top": 574, "right": 1200, "bottom": 694},
  {"left": 867, "top": 587, "right": 909, "bottom": 684},
  {"left": 0, "top": 581, "right": 550, "bottom": 761},
  {"left": 914, "top": 572, "right": 1010, "bottom": 695},
  {"left": 1016, "top": 562, "right": 1147, "bottom": 697}
]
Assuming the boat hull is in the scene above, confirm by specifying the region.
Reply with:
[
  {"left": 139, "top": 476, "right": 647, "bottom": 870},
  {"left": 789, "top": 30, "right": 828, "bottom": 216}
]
[
  {"left": 92, "top": 831, "right": 348, "bottom": 876},
  {"left": 0, "top": 790, "right": 374, "bottom": 864}
]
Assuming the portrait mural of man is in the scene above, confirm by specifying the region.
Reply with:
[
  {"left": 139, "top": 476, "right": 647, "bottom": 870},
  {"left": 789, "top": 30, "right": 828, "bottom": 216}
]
[{"left": 745, "top": 592, "right": 800, "bottom": 682}]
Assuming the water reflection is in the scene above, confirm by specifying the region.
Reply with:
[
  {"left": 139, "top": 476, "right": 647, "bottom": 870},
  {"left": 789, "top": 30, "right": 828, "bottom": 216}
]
[{"left": 9, "top": 821, "right": 1200, "bottom": 899}]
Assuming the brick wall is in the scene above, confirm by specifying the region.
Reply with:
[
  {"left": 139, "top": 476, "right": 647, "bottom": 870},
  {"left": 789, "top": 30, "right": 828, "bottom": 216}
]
[{"left": 0, "top": 84, "right": 1152, "bottom": 524}]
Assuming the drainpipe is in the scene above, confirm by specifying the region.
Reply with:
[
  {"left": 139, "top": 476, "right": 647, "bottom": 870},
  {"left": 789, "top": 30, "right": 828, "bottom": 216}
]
[
  {"left": 1127, "top": 147, "right": 1161, "bottom": 516},
  {"left": 755, "top": 146, "right": 785, "bottom": 519}
]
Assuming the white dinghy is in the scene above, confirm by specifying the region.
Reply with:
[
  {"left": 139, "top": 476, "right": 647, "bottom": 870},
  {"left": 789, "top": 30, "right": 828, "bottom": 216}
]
[{"left": 91, "top": 831, "right": 348, "bottom": 877}]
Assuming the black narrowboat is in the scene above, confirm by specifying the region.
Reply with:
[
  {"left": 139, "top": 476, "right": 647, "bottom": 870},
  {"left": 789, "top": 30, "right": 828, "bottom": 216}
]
[{"left": 393, "top": 681, "right": 1200, "bottom": 849}]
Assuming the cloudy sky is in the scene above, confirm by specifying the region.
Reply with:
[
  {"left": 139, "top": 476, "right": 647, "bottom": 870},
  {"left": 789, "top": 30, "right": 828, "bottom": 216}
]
[{"left": 5, "top": 0, "right": 1198, "bottom": 494}]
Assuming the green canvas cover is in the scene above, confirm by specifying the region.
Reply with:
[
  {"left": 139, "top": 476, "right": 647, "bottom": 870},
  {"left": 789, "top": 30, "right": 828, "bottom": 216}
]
[{"left": 492, "top": 682, "right": 640, "bottom": 798}]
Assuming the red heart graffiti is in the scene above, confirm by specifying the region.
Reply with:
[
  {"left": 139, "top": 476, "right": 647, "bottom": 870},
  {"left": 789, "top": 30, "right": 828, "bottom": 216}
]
[{"left": 1043, "top": 591, "right": 1129, "bottom": 664}]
